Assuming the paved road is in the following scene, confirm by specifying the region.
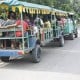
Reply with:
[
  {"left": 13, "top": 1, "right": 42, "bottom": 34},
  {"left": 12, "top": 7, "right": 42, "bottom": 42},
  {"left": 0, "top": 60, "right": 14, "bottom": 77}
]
[{"left": 0, "top": 27, "right": 80, "bottom": 80}]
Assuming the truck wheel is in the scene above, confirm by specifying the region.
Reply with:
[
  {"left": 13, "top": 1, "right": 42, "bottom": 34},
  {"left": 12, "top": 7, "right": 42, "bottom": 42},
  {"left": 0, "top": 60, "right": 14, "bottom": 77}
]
[
  {"left": 59, "top": 36, "right": 64, "bottom": 47},
  {"left": 31, "top": 45, "right": 41, "bottom": 63},
  {"left": 1, "top": 57, "right": 10, "bottom": 62},
  {"left": 74, "top": 29, "right": 78, "bottom": 38},
  {"left": 69, "top": 33, "right": 74, "bottom": 40},
  {"left": 75, "top": 33, "right": 78, "bottom": 38}
]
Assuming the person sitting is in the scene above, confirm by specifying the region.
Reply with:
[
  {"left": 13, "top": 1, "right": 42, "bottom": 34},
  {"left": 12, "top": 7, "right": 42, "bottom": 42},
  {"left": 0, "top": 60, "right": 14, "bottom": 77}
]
[
  {"left": 56, "top": 17, "right": 64, "bottom": 29},
  {"left": 0, "top": 16, "right": 6, "bottom": 27},
  {"left": 34, "top": 15, "right": 44, "bottom": 29},
  {"left": 0, "top": 12, "right": 16, "bottom": 29},
  {"left": 23, "top": 14, "right": 31, "bottom": 26},
  {"left": 0, "top": 13, "right": 29, "bottom": 49},
  {"left": 1, "top": 9, "right": 7, "bottom": 20},
  {"left": 1, "top": 13, "right": 29, "bottom": 37},
  {"left": 11, "top": 16, "right": 29, "bottom": 49},
  {"left": 44, "top": 18, "right": 51, "bottom": 28},
  {"left": 4, "top": 12, "right": 16, "bottom": 26},
  {"left": 61, "top": 16, "right": 67, "bottom": 27}
]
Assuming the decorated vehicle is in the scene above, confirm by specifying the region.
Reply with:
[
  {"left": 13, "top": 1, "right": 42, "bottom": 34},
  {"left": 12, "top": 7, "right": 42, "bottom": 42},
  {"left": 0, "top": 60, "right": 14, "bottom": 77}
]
[{"left": 0, "top": 0, "right": 78, "bottom": 63}]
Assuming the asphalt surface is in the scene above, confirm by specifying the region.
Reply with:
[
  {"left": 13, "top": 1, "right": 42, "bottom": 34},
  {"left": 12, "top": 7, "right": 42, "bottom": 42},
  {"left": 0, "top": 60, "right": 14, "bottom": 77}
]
[{"left": 0, "top": 26, "right": 80, "bottom": 80}]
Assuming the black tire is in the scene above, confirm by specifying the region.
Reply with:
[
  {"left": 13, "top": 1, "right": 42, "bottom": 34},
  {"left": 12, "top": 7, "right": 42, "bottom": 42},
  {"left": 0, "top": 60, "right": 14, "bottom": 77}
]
[
  {"left": 69, "top": 33, "right": 74, "bottom": 40},
  {"left": 59, "top": 36, "right": 64, "bottom": 47},
  {"left": 31, "top": 45, "right": 41, "bottom": 63},
  {"left": 74, "top": 29, "right": 78, "bottom": 38},
  {"left": 75, "top": 33, "right": 78, "bottom": 38},
  {"left": 1, "top": 57, "right": 10, "bottom": 62},
  {"left": 74, "top": 28, "right": 78, "bottom": 38}
]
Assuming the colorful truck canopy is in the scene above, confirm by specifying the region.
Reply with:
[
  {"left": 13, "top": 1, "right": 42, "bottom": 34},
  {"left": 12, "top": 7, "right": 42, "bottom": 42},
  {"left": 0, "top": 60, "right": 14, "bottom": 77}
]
[{"left": 0, "top": 0, "right": 74, "bottom": 15}]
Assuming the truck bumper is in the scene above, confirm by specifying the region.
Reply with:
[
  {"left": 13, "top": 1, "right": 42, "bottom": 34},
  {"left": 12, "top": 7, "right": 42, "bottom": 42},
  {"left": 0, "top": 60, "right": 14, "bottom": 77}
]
[{"left": 0, "top": 50, "right": 24, "bottom": 57}]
